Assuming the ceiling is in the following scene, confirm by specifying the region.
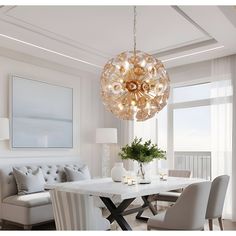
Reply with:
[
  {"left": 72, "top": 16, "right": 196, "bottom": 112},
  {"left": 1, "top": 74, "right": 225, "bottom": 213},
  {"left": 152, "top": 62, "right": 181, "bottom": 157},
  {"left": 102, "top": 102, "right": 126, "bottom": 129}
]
[{"left": 0, "top": 5, "right": 236, "bottom": 75}]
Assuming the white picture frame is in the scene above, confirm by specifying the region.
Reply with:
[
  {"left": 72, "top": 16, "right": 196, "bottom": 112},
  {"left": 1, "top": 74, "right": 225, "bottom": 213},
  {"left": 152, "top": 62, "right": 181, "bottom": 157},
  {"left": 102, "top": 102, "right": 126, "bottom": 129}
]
[{"left": 10, "top": 75, "right": 73, "bottom": 148}]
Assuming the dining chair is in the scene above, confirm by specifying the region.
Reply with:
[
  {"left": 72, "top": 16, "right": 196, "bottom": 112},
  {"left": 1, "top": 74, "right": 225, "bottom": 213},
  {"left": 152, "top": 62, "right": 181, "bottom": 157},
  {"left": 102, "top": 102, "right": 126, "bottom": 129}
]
[
  {"left": 168, "top": 169, "right": 192, "bottom": 178},
  {"left": 148, "top": 169, "right": 192, "bottom": 203},
  {"left": 49, "top": 187, "right": 110, "bottom": 230},
  {"left": 205, "top": 175, "right": 230, "bottom": 231},
  {"left": 147, "top": 181, "right": 211, "bottom": 230}
]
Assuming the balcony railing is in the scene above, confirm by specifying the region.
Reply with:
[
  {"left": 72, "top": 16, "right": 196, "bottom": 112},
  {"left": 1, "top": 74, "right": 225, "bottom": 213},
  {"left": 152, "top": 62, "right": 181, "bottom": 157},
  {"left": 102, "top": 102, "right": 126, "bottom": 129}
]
[{"left": 174, "top": 151, "right": 211, "bottom": 180}]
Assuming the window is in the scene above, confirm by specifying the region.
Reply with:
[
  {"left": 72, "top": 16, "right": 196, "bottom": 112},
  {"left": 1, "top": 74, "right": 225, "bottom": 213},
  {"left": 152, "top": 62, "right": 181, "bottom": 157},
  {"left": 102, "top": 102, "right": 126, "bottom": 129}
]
[
  {"left": 173, "top": 83, "right": 211, "bottom": 103},
  {"left": 169, "top": 80, "right": 232, "bottom": 180},
  {"left": 174, "top": 106, "right": 211, "bottom": 152},
  {"left": 132, "top": 80, "right": 232, "bottom": 180}
]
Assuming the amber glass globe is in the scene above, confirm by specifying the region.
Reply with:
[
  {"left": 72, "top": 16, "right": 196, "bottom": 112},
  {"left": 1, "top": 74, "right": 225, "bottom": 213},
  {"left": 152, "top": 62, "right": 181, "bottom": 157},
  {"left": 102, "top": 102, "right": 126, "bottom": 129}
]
[{"left": 100, "top": 51, "right": 170, "bottom": 121}]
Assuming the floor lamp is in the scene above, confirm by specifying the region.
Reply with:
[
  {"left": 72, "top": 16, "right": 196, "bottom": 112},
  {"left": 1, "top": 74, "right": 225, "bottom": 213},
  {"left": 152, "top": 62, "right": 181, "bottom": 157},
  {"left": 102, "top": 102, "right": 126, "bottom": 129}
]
[{"left": 96, "top": 128, "right": 117, "bottom": 177}]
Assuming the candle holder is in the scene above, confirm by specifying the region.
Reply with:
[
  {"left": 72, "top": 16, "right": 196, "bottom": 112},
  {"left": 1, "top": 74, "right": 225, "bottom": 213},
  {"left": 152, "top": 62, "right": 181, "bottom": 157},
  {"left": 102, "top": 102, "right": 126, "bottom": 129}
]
[
  {"left": 160, "top": 173, "right": 168, "bottom": 181},
  {"left": 122, "top": 175, "right": 128, "bottom": 184},
  {"left": 127, "top": 177, "right": 133, "bottom": 186},
  {"left": 122, "top": 174, "right": 137, "bottom": 186}
]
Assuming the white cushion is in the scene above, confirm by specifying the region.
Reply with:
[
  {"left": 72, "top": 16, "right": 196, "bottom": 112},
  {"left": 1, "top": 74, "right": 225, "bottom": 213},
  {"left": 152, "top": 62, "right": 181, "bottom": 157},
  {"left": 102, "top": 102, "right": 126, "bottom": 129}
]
[
  {"left": 3, "top": 191, "right": 51, "bottom": 208},
  {"left": 64, "top": 165, "right": 91, "bottom": 181},
  {"left": 13, "top": 167, "right": 46, "bottom": 195},
  {"left": 1, "top": 203, "right": 53, "bottom": 225}
]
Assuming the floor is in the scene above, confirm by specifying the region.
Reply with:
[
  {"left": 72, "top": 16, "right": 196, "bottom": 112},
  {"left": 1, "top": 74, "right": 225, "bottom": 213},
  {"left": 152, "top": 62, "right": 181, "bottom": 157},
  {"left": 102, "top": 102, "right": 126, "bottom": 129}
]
[{"left": 1, "top": 205, "right": 236, "bottom": 231}]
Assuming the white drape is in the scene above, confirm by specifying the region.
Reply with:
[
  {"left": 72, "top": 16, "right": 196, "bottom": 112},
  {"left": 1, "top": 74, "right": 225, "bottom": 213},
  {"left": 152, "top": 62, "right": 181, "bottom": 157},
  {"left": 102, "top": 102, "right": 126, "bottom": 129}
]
[
  {"left": 129, "top": 55, "right": 236, "bottom": 220},
  {"left": 231, "top": 55, "right": 236, "bottom": 222},
  {"left": 211, "top": 56, "right": 235, "bottom": 220},
  {"left": 133, "top": 117, "right": 157, "bottom": 177},
  {"left": 119, "top": 120, "right": 134, "bottom": 170},
  {"left": 133, "top": 108, "right": 168, "bottom": 176}
]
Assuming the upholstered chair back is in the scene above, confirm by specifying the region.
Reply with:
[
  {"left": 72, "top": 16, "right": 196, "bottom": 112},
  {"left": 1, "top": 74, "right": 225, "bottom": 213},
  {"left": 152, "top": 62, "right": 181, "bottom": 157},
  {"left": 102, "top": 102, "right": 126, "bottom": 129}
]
[
  {"left": 206, "top": 175, "right": 230, "bottom": 219},
  {"left": 164, "top": 181, "right": 211, "bottom": 230},
  {"left": 49, "top": 188, "right": 110, "bottom": 230},
  {"left": 168, "top": 169, "right": 191, "bottom": 178}
]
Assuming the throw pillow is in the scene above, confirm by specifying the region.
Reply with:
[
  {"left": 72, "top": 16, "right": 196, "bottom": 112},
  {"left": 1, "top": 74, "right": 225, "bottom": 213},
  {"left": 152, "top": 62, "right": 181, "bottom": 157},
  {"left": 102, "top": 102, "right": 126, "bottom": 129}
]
[
  {"left": 64, "top": 165, "right": 91, "bottom": 181},
  {"left": 13, "top": 167, "right": 46, "bottom": 195}
]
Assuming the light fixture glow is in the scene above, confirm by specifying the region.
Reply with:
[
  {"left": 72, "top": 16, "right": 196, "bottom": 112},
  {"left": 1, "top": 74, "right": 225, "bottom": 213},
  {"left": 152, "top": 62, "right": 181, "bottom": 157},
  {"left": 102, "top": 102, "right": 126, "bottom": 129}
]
[
  {"left": 0, "top": 33, "right": 102, "bottom": 68},
  {"left": 162, "top": 46, "right": 225, "bottom": 62}
]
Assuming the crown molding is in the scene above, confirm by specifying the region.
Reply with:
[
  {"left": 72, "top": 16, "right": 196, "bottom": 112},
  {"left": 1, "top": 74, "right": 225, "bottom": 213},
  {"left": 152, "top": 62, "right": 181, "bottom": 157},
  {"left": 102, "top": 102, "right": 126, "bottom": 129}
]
[
  {"left": 0, "top": 46, "right": 99, "bottom": 79},
  {"left": 0, "top": 5, "right": 234, "bottom": 73}
]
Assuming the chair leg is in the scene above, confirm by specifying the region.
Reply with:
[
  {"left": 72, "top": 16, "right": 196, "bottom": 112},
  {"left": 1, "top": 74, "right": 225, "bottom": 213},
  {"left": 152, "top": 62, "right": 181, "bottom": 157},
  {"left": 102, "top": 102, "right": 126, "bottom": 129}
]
[
  {"left": 218, "top": 217, "right": 223, "bottom": 231},
  {"left": 154, "top": 201, "right": 158, "bottom": 211},
  {"left": 208, "top": 219, "right": 213, "bottom": 231},
  {"left": 147, "top": 225, "right": 151, "bottom": 231}
]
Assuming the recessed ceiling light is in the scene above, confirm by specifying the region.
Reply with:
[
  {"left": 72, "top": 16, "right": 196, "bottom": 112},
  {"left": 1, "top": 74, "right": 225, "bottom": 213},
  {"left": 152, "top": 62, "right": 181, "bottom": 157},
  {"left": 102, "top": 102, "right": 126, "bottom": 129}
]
[
  {"left": 0, "top": 33, "right": 102, "bottom": 69},
  {"left": 162, "top": 46, "right": 224, "bottom": 62},
  {"left": 0, "top": 32, "right": 225, "bottom": 69}
]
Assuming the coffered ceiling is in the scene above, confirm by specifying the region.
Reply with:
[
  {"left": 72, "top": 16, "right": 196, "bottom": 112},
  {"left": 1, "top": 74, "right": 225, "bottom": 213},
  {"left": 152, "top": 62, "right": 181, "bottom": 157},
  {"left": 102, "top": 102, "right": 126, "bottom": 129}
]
[{"left": 0, "top": 5, "right": 236, "bottom": 75}]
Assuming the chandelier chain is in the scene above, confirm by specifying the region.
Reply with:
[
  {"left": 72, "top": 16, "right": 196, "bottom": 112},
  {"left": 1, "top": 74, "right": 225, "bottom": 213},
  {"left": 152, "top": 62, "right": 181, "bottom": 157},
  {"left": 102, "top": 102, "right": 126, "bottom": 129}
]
[{"left": 133, "top": 6, "right": 137, "bottom": 56}]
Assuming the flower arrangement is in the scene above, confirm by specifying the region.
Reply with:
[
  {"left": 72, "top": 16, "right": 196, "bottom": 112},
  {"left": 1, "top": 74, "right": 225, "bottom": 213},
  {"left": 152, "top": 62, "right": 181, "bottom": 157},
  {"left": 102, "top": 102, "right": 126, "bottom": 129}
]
[
  {"left": 119, "top": 137, "right": 166, "bottom": 181},
  {"left": 119, "top": 137, "right": 166, "bottom": 163}
]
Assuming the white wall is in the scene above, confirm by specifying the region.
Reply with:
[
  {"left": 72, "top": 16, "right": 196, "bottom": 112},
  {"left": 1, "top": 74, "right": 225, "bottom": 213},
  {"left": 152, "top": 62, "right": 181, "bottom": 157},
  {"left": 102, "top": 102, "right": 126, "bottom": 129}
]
[
  {"left": 79, "top": 76, "right": 124, "bottom": 177},
  {"left": 1, "top": 53, "right": 210, "bottom": 177},
  {"left": 0, "top": 55, "right": 122, "bottom": 177}
]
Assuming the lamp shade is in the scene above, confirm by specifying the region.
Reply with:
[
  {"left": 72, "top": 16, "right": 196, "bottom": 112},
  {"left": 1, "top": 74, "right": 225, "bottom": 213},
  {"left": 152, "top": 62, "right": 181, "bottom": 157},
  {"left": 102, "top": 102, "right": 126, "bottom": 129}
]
[
  {"left": 96, "top": 128, "right": 117, "bottom": 144},
  {"left": 0, "top": 118, "right": 10, "bottom": 141}
]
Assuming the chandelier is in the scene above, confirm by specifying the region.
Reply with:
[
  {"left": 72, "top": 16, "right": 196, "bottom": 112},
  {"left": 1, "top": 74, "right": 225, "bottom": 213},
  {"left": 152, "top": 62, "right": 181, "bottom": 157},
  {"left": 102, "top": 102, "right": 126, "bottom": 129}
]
[{"left": 100, "top": 6, "right": 170, "bottom": 121}]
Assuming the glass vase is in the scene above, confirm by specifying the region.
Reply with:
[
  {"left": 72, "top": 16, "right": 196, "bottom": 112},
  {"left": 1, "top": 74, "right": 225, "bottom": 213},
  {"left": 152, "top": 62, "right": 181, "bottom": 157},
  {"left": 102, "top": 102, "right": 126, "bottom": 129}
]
[{"left": 137, "top": 162, "right": 151, "bottom": 184}]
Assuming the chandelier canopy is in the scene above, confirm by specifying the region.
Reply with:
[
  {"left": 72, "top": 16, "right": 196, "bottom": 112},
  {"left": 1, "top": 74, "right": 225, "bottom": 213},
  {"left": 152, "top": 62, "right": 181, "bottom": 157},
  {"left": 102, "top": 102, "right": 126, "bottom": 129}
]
[{"left": 100, "top": 7, "right": 170, "bottom": 122}]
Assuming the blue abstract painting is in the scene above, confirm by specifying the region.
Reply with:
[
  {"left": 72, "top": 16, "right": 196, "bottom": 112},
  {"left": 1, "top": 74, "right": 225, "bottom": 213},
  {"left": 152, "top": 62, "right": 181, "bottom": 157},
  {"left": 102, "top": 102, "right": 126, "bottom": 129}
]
[{"left": 11, "top": 76, "right": 73, "bottom": 148}]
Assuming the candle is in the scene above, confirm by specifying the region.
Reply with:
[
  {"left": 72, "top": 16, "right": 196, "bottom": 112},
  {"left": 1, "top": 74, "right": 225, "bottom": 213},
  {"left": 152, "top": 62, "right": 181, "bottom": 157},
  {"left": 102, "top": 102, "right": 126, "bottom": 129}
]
[
  {"left": 163, "top": 174, "right": 167, "bottom": 181},
  {"left": 160, "top": 173, "right": 167, "bottom": 181},
  {"left": 127, "top": 178, "right": 133, "bottom": 186},
  {"left": 160, "top": 174, "right": 163, "bottom": 180},
  {"left": 122, "top": 176, "right": 128, "bottom": 184}
]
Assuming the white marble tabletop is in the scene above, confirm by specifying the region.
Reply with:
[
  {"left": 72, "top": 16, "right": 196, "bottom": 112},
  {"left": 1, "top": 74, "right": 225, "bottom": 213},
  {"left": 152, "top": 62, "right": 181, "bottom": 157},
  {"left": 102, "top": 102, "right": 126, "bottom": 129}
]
[{"left": 45, "top": 176, "right": 206, "bottom": 202}]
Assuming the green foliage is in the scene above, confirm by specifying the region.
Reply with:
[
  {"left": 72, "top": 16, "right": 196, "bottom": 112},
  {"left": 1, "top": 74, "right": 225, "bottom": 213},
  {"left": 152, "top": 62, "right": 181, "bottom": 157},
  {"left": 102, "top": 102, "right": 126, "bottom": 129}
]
[{"left": 119, "top": 137, "right": 166, "bottom": 163}]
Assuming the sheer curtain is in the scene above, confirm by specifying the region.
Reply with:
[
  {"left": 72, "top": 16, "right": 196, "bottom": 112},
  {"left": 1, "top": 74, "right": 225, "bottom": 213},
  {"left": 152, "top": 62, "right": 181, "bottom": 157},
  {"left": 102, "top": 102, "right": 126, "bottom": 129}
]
[
  {"left": 132, "top": 107, "right": 168, "bottom": 176},
  {"left": 211, "top": 55, "right": 235, "bottom": 220},
  {"left": 231, "top": 55, "right": 236, "bottom": 222},
  {"left": 133, "top": 117, "right": 157, "bottom": 177},
  {"left": 119, "top": 120, "right": 134, "bottom": 170}
]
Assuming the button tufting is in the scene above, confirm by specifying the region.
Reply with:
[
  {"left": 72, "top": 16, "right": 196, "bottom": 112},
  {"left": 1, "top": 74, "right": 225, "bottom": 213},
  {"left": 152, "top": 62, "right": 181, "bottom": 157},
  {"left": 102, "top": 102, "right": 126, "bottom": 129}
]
[
  {"left": 54, "top": 178, "right": 57, "bottom": 181},
  {"left": 56, "top": 170, "right": 59, "bottom": 174},
  {"left": 47, "top": 171, "right": 50, "bottom": 174}
]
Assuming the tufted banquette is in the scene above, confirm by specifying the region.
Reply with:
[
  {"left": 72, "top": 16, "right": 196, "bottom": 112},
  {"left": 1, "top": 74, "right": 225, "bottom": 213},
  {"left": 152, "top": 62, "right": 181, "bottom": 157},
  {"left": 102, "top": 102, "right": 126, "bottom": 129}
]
[{"left": 0, "top": 157, "right": 86, "bottom": 229}]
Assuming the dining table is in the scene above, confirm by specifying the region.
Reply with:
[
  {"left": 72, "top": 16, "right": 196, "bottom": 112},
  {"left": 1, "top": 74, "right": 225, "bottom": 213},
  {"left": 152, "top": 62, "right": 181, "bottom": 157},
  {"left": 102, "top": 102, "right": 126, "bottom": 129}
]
[{"left": 45, "top": 176, "right": 206, "bottom": 231}]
